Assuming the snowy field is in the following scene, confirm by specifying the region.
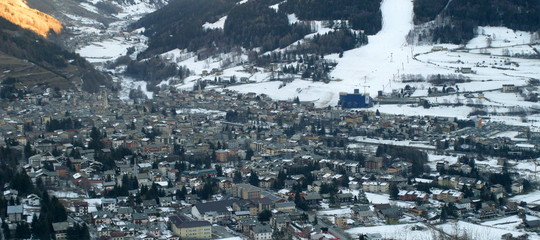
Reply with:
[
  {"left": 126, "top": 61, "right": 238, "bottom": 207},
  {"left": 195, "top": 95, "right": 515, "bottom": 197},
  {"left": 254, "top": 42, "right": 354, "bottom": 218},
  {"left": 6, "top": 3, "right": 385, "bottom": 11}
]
[
  {"left": 77, "top": 38, "right": 131, "bottom": 63},
  {"left": 317, "top": 208, "right": 351, "bottom": 217},
  {"left": 347, "top": 223, "right": 434, "bottom": 240},
  {"left": 510, "top": 190, "right": 540, "bottom": 205},
  {"left": 339, "top": 189, "right": 416, "bottom": 209},
  {"left": 347, "top": 221, "right": 540, "bottom": 240},
  {"left": 436, "top": 221, "right": 540, "bottom": 240},
  {"left": 349, "top": 137, "right": 436, "bottom": 149},
  {"left": 466, "top": 27, "right": 536, "bottom": 49},
  {"left": 481, "top": 215, "right": 539, "bottom": 232},
  {"left": 71, "top": 0, "right": 163, "bottom": 94},
  {"left": 118, "top": 76, "right": 154, "bottom": 100}
]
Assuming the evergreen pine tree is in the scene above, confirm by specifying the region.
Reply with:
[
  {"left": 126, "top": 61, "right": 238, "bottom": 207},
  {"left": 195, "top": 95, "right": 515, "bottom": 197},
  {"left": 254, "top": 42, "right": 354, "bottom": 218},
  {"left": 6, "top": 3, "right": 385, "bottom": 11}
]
[
  {"left": 233, "top": 171, "right": 243, "bottom": 183},
  {"left": 390, "top": 184, "right": 399, "bottom": 200},
  {"left": 15, "top": 222, "right": 31, "bottom": 239},
  {"left": 249, "top": 170, "right": 260, "bottom": 187},
  {"left": 2, "top": 222, "right": 10, "bottom": 240}
]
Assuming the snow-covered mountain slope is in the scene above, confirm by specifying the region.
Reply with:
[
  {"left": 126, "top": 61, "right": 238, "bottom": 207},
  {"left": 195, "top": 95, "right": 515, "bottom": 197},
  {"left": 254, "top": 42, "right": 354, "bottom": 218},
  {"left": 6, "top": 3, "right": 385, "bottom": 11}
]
[
  {"left": 29, "top": 0, "right": 170, "bottom": 97},
  {"left": 227, "top": 0, "right": 538, "bottom": 105},
  {"left": 226, "top": 0, "right": 416, "bottom": 103},
  {"left": 23, "top": 0, "right": 167, "bottom": 51},
  {"left": 54, "top": 0, "right": 540, "bottom": 129}
]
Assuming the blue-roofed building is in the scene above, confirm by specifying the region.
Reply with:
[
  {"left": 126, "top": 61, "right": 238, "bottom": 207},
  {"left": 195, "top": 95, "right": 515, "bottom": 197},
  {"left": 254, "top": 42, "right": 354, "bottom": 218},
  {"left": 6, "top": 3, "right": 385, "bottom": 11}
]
[{"left": 338, "top": 89, "right": 373, "bottom": 108}]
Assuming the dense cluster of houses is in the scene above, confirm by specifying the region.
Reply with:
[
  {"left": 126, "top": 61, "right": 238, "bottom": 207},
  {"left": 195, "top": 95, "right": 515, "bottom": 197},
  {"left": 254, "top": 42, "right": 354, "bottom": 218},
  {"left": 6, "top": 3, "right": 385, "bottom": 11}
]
[{"left": 0, "top": 86, "right": 539, "bottom": 239}]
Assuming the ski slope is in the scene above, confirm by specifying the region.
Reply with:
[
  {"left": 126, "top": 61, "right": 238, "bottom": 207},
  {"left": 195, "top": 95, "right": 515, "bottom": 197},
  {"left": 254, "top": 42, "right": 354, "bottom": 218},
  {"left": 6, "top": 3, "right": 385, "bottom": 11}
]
[
  {"left": 328, "top": 0, "right": 417, "bottom": 95},
  {"left": 229, "top": 0, "right": 423, "bottom": 106}
]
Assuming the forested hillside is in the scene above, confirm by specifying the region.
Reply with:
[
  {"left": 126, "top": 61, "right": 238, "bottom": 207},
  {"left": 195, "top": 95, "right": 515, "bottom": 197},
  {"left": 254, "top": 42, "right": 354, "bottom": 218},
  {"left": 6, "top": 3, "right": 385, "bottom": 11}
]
[
  {"left": 224, "top": 0, "right": 312, "bottom": 51},
  {"left": 279, "top": 0, "right": 382, "bottom": 34},
  {"left": 414, "top": 0, "right": 540, "bottom": 44},
  {"left": 413, "top": 0, "right": 447, "bottom": 24},
  {"left": 132, "top": 0, "right": 237, "bottom": 58},
  {"left": 0, "top": 17, "right": 111, "bottom": 93},
  {"left": 134, "top": 0, "right": 380, "bottom": 58}
]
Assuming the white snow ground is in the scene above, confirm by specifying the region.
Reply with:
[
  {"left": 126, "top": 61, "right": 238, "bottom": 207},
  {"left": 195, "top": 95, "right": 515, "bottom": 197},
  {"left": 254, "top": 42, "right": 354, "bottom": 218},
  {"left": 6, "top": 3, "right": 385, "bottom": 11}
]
[
  {"left": 77, "top": 38, "right": 131, "bottom": 63},
  {"left": 347, "top": 221, "right": 540, "bottom": 240},
  {"left": 203, "top": 16, "right": 227, "bottom": 30},
  {"left": 72, "top": 0, "right": 165, "bottom": 97}
]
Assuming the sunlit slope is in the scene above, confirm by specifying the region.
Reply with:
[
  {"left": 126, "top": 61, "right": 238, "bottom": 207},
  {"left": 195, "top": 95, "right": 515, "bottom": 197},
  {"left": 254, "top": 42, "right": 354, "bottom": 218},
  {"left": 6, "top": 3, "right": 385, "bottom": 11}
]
[{"left": 0, "top": 0, "right": 62, "bottom": 37}]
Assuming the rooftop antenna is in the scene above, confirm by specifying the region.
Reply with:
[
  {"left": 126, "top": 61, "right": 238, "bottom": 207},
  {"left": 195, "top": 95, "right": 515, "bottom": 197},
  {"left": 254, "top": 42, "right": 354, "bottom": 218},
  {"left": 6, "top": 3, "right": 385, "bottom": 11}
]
[{"left": 361, "top": 77, "right": 370, "bottom": 95}]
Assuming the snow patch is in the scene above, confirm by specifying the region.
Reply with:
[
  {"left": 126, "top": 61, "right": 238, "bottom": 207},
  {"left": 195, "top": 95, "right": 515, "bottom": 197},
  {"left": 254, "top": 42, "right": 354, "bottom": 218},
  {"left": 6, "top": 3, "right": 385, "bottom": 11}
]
[
  {"left": 80, "top": 2, "right": 99, "bottom": 14},
  {"left": 119, "top": 76, "right": 154, "bottom": 100},
  {"left": 203, "top": 16, "right": 227, "bottom": 30},
  {"left": 77, "top": 38, "right": 130, "bottom": 63},
  {"left": 287, "top": 14, "right": 298, "bottom": 24},
  {"left": 269, "top": 2, "right": 280, "bottom": 11},
  {"left": 466, "top": 26, "right": 535, "bottom": 49}
]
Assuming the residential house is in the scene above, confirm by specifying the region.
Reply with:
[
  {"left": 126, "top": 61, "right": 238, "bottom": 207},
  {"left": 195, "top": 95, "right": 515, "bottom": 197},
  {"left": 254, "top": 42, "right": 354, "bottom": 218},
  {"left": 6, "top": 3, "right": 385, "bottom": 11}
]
[
  {"left": 303, "top": 193, "right": 322, "bottom": 207},
  {"left": 117, "top": 207, "right": 134, "bottom": 221},
  {"left": 274, "top": 202, "right": 296, "bottom": 212},
  {"left": 362, "top": 182, "right": 389, "bottom": 193},
  {"left": 432, "top": 189, "right": 464, "bottom": 201},
  {"left": 270, "top": 215, "right": 291, "bottom": 231},
  {"left": 74, "top": 201, "right": 89, "bottom": 215},
  {"left": 352, "top": 205, "right": 373, "bottom": 222},
  {"left": 232, "top": 184, "right": 261, "bottom": 200},
  {"left": 364, "top": 157, "right": 383, "bottom": 171},
  {"left": 191, "top": 199, "right": 236, "bottom": 224},
  {"left": 52, "top": 222, "right": 70, "bottom": 240},
  {"left": 250, "top": 197, "right": 273, "bottom": 213},
  {"left": 133, "top": 213, "right": 149, "bottom": 225},
  {"left": 238, "top": 217, "right": 259, "bottom": 233},
  {"left": 374, "top": 204, "right": 402, "bottom": 224},
  {"left": 169, "top": 215, "right": 212, "bottom": 239},
  {"left": 525, "top": 219, "right": 540, "bottom": 230},
  {"left": 250, "top": 224, "right": 273, "bottom": 240},
  {"left": 93, "top": 211, "right": 113, "bottom": 225},
  {"left": 110, "top": 232, "right": 126, "bottom": 240},
  {"left": 234, "top": 211, "right": 251, "bottom": 220},
  {"left": 101, "top": 198, "right": 117, "bottom": 212},
  {"left": 181, "top": 169, "right": 217, "bottom": 180},
  {"left": 398, "top": 190, "right": 428, "bottom": 202},
  {"left": 511, "top": 181, "right": 523, "bottom": 194},
  {"left": 7, "top": 205, "right": 23, "bottom": 222},
  {"left": 478, "top": 206, "right": 499, "bottom": 219}
]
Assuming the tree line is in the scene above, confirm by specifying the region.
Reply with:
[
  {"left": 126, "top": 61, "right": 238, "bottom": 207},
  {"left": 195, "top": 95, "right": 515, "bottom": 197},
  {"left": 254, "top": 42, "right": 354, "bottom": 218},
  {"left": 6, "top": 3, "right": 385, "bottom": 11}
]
[
  {"left": 132, "top": 0, "right": 238, "bottom": 58},
  {"left": 133, "top": 0, "right": 377, "bottom": 62},
  {"left": 279, "top": 0, "right": 382, "bottom": 34},
  {"left": 376, "top": 145, "right": 428, "bottom": 177},
  {"left": 46, "top": 118, "right": 83, "bottom": 132},
  {"left": 224, "top": 0, "right": 312, "bottom": 52},
  {"left": 414, "top": 0, "right": 540, "bottom": 44}
]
